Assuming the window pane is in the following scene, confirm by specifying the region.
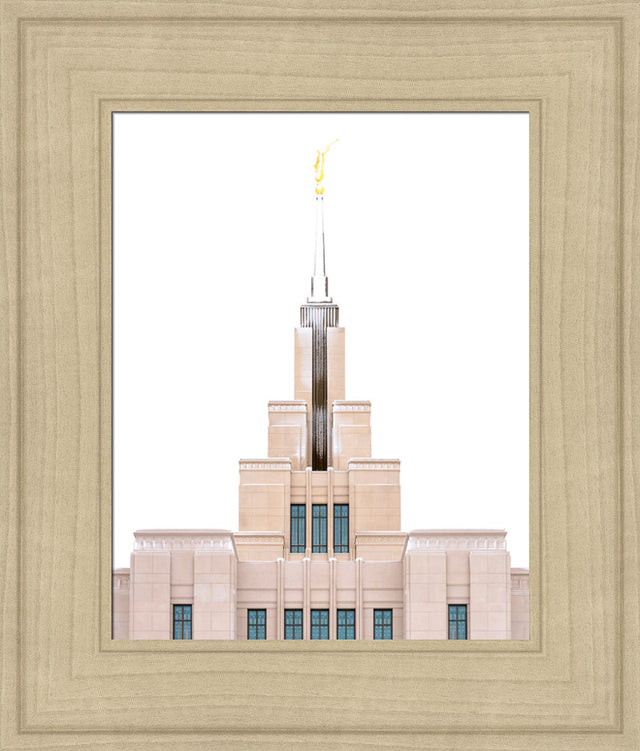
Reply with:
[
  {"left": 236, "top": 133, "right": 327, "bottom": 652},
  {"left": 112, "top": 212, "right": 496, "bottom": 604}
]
[
  {"left": 248, "top": 609, "right": 266, "bottom": 639},
  {"left": 311, "top": 610, "right": 329, "bottom": 639},
  {"left": 291, "top": 505, "right": 306, "bottom": 553},
  {"left": 374, "top": 609, "right": 392, "bottom": 639},
  {"left": 448, "top": 604, "right": 467, "bottom": 640},
  {"left": 337, "top": 610, "right": 355, "bottom": 639},
  {"left": 285, "top": 609, "right": 302, "bottom": 639},
  {"left": 312, "top": 505, "right": 327, "bottom": 552},
  {"left": 173, "top": 604, "right": 192, "bottom": 639},
  {"left": 334, "top": 505, "right": 349, "bottom": 553}
]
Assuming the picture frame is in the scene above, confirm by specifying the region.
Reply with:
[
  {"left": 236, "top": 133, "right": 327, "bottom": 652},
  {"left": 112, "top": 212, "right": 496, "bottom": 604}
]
[{"left": 1, "top": 1, "right": 636, "bottom": 748}]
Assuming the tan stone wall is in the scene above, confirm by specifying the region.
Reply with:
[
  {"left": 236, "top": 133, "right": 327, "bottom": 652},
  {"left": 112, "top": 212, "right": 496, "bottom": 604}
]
[
  {"left": 235, "top": 532, "right": 285, "bottom": 561},
  {"left": 267, "top": 401, "right": 307, "bottom": 470},
  {"left": 130, "top": 551, "right": 171, "bottom": 639},
  {"left": 332, "top": 401, "right": 372, "bottom": 471},
  {"left": 355, "top": 532, "right": 407, "bottom": 561},
  {"left": 127, "top": 532, "right": 238, "bottom": 640},
  {"left": 120, "top": 535, "right": 527, "bottom": 640},
  {"left": 349, "top": 459, "right": 401, "bottom": 534},
  {"left": 361, "top": 560, "right": 404, "bottom": 640},
  {"left": 469, "top": 551, "right": 511, "bottom": 639},
  {"left": 404, "top": 551, "right": 448, "bottom": 639},
  {"left": 234, "top": 558, "right": 404, "bottom": 639},
  {"left": 236, "top": 560, "right": 278, "bottom": 640},
  {"left": 193, "top": 550, "right": 237, "bottom": 639},
  {"left": 238, "top": 459, "right": 291, "bottom": 532}
]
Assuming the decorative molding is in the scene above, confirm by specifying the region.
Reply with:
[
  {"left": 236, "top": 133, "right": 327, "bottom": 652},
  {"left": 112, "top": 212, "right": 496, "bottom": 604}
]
[
  {"left": 112, "top": 572, "right": 130, "bottom": 589},
  {"left": 332, "top": 401, "right": 371, "bottom": 412},
  {"left": 407, "top": 531, "right": 507, "bottom": 551},
  {"left": 268, "top": 401, "right": 307, "bottom": 412},
  {"left": 348, "top": 459, "right": 400, "bottom": 470},
  {"left": 239, "top": 459, "right": 292, "bottom": 470},
  {"left": 234, "top": 533, "right": 285, "bottom": 546},
  {"left": 355, "top": 533, "right": 408, "bottom": 545},
  {"left": 511, "top": 574, "right": 530, "bottom": 590},
  {"left": 134, "top": 531, "right": 234, "bottom": 551}
]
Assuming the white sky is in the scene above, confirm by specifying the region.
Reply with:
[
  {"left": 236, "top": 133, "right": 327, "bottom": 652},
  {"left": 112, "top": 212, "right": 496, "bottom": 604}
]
[{"left": 113, "top": 112, "right": 530, "bottom": 570}]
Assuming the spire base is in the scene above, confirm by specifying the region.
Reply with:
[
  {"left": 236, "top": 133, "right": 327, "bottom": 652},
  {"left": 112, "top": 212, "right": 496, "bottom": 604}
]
[{"left": 307, "top": 275, "right": 332, "bottom": 303}]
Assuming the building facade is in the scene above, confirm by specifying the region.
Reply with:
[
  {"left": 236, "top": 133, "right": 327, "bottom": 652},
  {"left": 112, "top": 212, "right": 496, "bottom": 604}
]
[{"left": 112, "top": 195, "right": 529, "bottom": 641}]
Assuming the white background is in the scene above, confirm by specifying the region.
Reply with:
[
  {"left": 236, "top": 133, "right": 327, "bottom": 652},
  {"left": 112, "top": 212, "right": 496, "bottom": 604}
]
[{"left": 113, "top": 112, "right": 530, "bottom": 570}]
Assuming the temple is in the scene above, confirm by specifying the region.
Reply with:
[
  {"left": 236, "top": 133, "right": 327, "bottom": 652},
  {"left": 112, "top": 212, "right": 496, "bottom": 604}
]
[{"left": 112, "top": 152, "right": 529, "bottom": 641}]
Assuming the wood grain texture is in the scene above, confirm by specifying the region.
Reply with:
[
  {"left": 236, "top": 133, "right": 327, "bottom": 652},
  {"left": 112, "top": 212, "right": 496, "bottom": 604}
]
[{"left": 0, "top": 0, "right": 637, "bottom": 748}]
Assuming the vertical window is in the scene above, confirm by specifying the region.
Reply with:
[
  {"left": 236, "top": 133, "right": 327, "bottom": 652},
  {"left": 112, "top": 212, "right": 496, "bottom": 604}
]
[
  {"left": 247, "top": 609, "right": 266, "bottom": 640},
  {"left": 173, "top": 604, "right": 192, "bottom": 640},
  {"left": 284, "top": 609, "right": 303, "bottom": 640},
  {"left": 290, "top": 504, "right": 306, "bottom": 553},
  {"left": 333, "top": 504, "right": 349, "bottom": 553},
  {"left": 337, "top": 609, "right": 355, "bottom": 640},
  {"left": 311, "top": 609, "right": 329, "bottom": 639},
  {"left": 312, "top": 504, "right": 327, "bottom": 552},
  {"left": 373, "top": 609, "right": 393, "bottom": 640},
  {"left": 448, "top": 604, "right": 467, "bottom": 639}
]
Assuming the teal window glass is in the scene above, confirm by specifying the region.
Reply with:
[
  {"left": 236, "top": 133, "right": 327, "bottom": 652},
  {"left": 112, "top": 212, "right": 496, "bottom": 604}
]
[
  {"left": 284, "top": 609, "right": 303, "bottom": 640},
  {"left": 311, "top": 609, "right": 329, "bottom": 639},
  {"left": 448, "top": 604, "right": 467, "bottom": 639},
  {"left": 248, "top": 609, "right": 266, "bottom": 640},
  {"left": 173, "top": 604, "right": 192, "bottom": 640},
  {"left": 290, "top": 504, "right": 306, "bottom": 553},
  {"left": 337, "top": 609, "right": 355, "bottom": 639},
  {"left": 333, "top": 504, "right": 349, "bottom": 553},
  {"left": 312, "top": 504, "right": 327, "bottom": 552},
  {"left": 373, "top": 609, "right": 393, "bottom": 640}
]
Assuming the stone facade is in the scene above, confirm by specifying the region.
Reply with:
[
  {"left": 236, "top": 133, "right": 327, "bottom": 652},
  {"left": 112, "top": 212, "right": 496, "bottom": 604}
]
[
  {"left": 113, "top": 197, "right": 529, "bottom": 640},
  {"left": 113, "top": 313, "right": 529, "bottom": 640}
]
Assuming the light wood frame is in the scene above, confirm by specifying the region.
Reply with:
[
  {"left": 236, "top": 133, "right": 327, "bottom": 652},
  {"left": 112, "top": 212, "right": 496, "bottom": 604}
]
[{"left": 1, "top": 1, "right": 638, "bottom": 748}]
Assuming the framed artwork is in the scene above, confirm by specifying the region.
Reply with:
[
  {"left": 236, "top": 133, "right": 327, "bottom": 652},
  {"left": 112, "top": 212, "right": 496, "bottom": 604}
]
[
  {"left": 1, "top": 1, "right": 637, "bottom": 749},
  {"left": 111, "top": 111, "right": 530, "bottom": 641}
]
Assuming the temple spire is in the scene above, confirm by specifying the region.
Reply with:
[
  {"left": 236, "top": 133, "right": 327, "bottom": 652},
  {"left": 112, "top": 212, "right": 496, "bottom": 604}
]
[
  {"left": 301, "top": 140, "right": 340, "bottom": 469},
  {"left": 308, "top": 196, "right": 331, "bottom": 302},
  {"left": 307, "top": 139, "right": 337, "bottom": 303}
]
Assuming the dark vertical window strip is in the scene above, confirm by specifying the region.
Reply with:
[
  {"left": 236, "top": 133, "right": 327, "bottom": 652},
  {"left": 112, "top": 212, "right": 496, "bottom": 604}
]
[
  {"left": 284, "top": 609, "right": 303, "bottom": 640},
  {"left": 248, "top": 609, "right": 266, "bottom": 640},
  {"left": 373, "top": 609, "right": 393, "bottom": 640},
  {"left": 448, "top": 604, "right": 467, "bottom": 640},
  {"left": 311, "top": 609, "right": 329, "bottom": 639},
  {"left": 290, "top": 504, "right": 306, "bottom": 553},
  {"left": 334, "top": 504, "right": 349, "bottom": 553},
  {"left": 337, "top": 609, "right": 355, "bottom": 639},
  {"left": 312, "top": 504, "right": 327, "bottom": 552},
  {"left": 173, "top": 604, "right": 192, "bottom": 640}
]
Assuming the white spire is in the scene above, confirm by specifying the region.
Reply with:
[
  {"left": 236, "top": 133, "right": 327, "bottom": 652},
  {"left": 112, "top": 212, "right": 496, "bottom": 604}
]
[{"left": 308, "top": 195, "right": 332, "bottom": 303}]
